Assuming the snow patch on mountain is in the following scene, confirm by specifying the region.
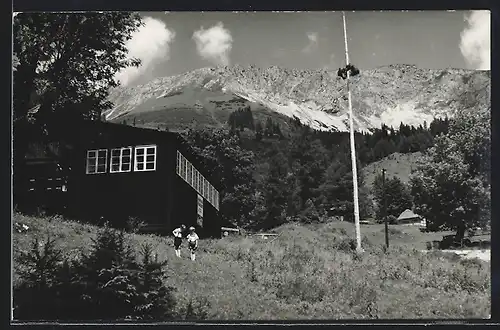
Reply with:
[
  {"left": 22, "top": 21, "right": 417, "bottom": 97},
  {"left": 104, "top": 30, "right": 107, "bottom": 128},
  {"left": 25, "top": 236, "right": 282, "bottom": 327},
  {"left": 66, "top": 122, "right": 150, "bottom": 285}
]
[
  {"left": 104, "top": 64, "right": 490, "bottom": 132},
  {"left": 378, "top": 102, "right": 436, "bottom": 129}
]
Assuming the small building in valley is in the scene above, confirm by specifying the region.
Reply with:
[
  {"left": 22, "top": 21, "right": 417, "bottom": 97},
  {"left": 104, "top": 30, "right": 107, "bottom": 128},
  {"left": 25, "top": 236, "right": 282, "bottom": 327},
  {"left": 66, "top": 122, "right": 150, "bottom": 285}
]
[
  {"left": 397, "top": 209, "right": 421, "bottom": 224},
  {"left": 16, "top": 120, "right": 222, "bottom": 238}
]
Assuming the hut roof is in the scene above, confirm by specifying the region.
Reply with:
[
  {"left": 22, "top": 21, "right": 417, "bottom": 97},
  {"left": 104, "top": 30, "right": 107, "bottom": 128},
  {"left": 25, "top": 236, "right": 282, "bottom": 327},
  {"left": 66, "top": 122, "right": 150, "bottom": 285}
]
[{"left": 397, "top": 209, "right": 420, "bottom": 220}]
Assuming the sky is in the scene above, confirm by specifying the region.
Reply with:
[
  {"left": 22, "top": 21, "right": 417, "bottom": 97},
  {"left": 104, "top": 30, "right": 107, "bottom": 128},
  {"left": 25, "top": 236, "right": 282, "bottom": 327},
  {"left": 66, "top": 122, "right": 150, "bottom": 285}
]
[{"left": 114, "top": 10, "right": 491, "bottom": 87}]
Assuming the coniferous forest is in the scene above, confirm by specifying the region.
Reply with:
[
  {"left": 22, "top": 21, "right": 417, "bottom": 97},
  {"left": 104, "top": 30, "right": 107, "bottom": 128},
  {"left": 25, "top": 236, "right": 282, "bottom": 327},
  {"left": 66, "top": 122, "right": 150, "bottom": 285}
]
[{"left": 180, "top": 106, "right": 452, "bottom": 230}]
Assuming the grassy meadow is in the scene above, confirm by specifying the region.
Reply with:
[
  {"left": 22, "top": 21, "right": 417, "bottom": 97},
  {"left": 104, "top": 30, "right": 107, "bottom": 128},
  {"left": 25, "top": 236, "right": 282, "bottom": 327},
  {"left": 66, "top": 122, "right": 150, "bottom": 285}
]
[{"left": 12, "top": 213, "right": 490, "bottom": 320}]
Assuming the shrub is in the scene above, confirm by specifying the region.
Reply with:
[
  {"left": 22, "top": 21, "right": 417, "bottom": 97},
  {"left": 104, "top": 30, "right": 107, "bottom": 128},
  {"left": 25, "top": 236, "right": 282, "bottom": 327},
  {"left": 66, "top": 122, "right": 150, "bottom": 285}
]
[
  {"left": 126, "top": 216, "right": 146, "bottom": 233},
  {"left": 13, "top": 226, "right": 177, "bottom": 321},
  {"left": 13, "top": 235, "right": 65, "bottom": 320},
  {"left": 387, "top": 215, "right": 397, "bottom": 224},
  {"left": 182, "top": 297, "right": 211, "bottom": 320}
]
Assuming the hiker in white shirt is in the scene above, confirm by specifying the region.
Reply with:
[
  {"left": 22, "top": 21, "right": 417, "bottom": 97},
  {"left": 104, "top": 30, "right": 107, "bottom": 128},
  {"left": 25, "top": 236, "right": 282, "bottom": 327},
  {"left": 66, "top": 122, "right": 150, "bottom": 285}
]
[
  {"left": 186, "top": 226, "right": 199, "bottom": 261},
  {"left": 172, "top": 224, "right": 186, "bottom": 257}
]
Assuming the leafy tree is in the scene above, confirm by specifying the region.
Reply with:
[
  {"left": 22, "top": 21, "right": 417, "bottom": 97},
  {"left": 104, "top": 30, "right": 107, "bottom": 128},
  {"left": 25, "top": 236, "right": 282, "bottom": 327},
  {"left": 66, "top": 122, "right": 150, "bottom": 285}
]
[
  {"left": 255, "top": 120, "right": 263, "bottom": 141},
  {"left": 180, "top": 128, "right": 257, "bottom": 228},
  {"left": 372, "top": 139, "right": 397, "bottom": 160},
  {"left": 410, "top": 108, "right": 490, "bottom": 238},
  {"left": 264, "top": 117, "right": 275, "bottom": 137},
  {"left": 318, "top": 157, "right": 372, "bottom": 221},
  {"left": 13, "top": 12, "right": 143, "bottom": 200},
  {"left": 289, "top": 135, "right": 329, "bottom": 211},
  {"left": 299, "top": 199, "right": 321, "bottom": 223},
  {"left": 373, "top": 174, "right": 412, "bottom": 221},
  {"left": 259, "top": 147, "right": 289, "bottom": 229},
  {"left": 273, "top": 122, "right": 283, "bottom": 139}
]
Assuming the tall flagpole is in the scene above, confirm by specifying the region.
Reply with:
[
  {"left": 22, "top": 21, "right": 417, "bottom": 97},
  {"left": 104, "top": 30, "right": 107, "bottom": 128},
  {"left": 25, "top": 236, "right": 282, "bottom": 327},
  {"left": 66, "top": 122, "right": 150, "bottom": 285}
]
[{"left": 342, "top": 11, "right": 362, "bottom": 252}]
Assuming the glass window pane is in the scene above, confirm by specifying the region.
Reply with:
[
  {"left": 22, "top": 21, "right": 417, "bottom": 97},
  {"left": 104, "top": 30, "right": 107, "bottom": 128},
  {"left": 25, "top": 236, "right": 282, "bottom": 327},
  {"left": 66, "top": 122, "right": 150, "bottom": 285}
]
[
  {"left": 98, "top": 150, "right": 107, "bottom": 158},
  {"left": 137, "top": 163, "right": 144, "bottom": 171},
  {"left": 97, "top": 164, "right": 106, "bottom": 172},
  {"left": 122, "top": 148, "right": 131, "bottom": 156},
  {"left": 137, "top": 155, "right": 144, "bottom": 163},
  {"left": 146, "top": 155, "right": 155, "bottom": 162},
  {"left": 176, "top": 152, "right": 181, "bottom": 173},
  {"left": 88, "top": 150, "right": 97, "bottom": 158},
  {"left": 111, "top": 149, "right": 120, "bottom": 157},
  {"left": 146, "top": 147, "right": 156, "bottom": 155},
  {"left": 111, "top": 164, "right": 120, "bottom": 172},
  {"left": 145, "top": 162, "right": 155, "bottom": 170},
  {"left": 122, "top": 163, "right": 131, "bottom": 171}
]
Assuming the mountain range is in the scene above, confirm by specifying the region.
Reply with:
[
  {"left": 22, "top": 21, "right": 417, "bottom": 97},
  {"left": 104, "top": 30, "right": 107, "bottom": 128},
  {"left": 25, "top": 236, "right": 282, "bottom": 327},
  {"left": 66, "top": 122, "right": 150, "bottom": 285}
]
[{"left": 105, "top": 64, "right": 490, "bottom": 133}]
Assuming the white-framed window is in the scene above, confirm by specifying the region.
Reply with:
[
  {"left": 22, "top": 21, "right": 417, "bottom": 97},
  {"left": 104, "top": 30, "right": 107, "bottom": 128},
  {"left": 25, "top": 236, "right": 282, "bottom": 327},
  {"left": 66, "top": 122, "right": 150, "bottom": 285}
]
[
  {"left": 86, "top": 149, "right": 108, "bottom": 174},
  {"left": 176, "top": 151, "right": 181, "bottom": 175},
  {"left": 187, "top": 162, "right": 192, "bottom": 186},
  {"left": 182, "top": 157, "right": 188, "bottom": 181},
  {"left": 191, "top": 166, "right": 196, "bottom": 188},
  {"left": 134, "top": 145, "right": 157, "bottom": 172},
  {"left": 110, "top": 147, "right": 132, "bottom": 173},
  {"left": 180, "top": 154, "right": 185, "bottom": 178},
  {"left": 209, "top": 185, "right": 213, "bottom": 205},
  {"left": 197, "top": 171, "right": 201, "bottom": 193},
  {"left": 203, "top": 179, "right": 208, "bottom": 199},
  {"left": 215, "top": 191, "right": 219, "bottom": 210}
]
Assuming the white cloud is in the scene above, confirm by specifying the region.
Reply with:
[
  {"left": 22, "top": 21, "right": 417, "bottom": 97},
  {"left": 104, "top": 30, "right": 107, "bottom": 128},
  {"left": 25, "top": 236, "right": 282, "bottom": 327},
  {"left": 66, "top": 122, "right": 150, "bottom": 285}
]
[
  {"left": 459, "top": 10, "right": 490, "bottom": 70},
  {"left": 302, "top": 32, "right": 319, "bottom": 53},
  {"left": 115, "top": 16, "right": 176, "bottom": 87},
  {"left": 192, "top": 22, "right": 233, "bottom": 66}
]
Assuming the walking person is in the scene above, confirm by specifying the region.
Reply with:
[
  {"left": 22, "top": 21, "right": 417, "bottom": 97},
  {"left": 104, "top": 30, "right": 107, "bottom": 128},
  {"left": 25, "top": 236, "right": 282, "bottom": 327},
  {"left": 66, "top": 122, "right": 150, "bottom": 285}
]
[
  {"left": 186, "top": 226, "right": 199, "bottom": 261},
  {"left": 172, "top": 224, "right": 186, "bottom": 257}
]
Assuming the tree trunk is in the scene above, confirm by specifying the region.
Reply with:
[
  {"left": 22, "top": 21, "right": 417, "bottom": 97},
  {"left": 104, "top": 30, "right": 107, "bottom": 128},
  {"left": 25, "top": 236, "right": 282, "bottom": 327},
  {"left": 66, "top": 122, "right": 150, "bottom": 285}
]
[{"left": 455, "top": 219, "right": 466, "bottom": 243}]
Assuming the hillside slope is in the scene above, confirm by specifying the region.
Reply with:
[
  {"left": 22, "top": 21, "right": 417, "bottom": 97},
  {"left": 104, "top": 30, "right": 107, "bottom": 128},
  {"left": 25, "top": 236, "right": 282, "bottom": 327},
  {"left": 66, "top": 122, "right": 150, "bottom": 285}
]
[
  {"left": 105, "top": 64, "right": 490, "bottom": 132},
  {"left": 13, "top": 213, "right": 490, "bottom": 319},
  {"left": 362, "top": 151, "right": 424, "bottom": 189}
]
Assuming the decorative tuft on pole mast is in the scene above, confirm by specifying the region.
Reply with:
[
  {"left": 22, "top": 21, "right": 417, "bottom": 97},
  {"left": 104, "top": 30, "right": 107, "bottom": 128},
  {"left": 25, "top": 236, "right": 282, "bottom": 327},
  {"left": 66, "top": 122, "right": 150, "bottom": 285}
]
[{"left": 341, "top": 11, "right": 363, "bottom": 253}]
